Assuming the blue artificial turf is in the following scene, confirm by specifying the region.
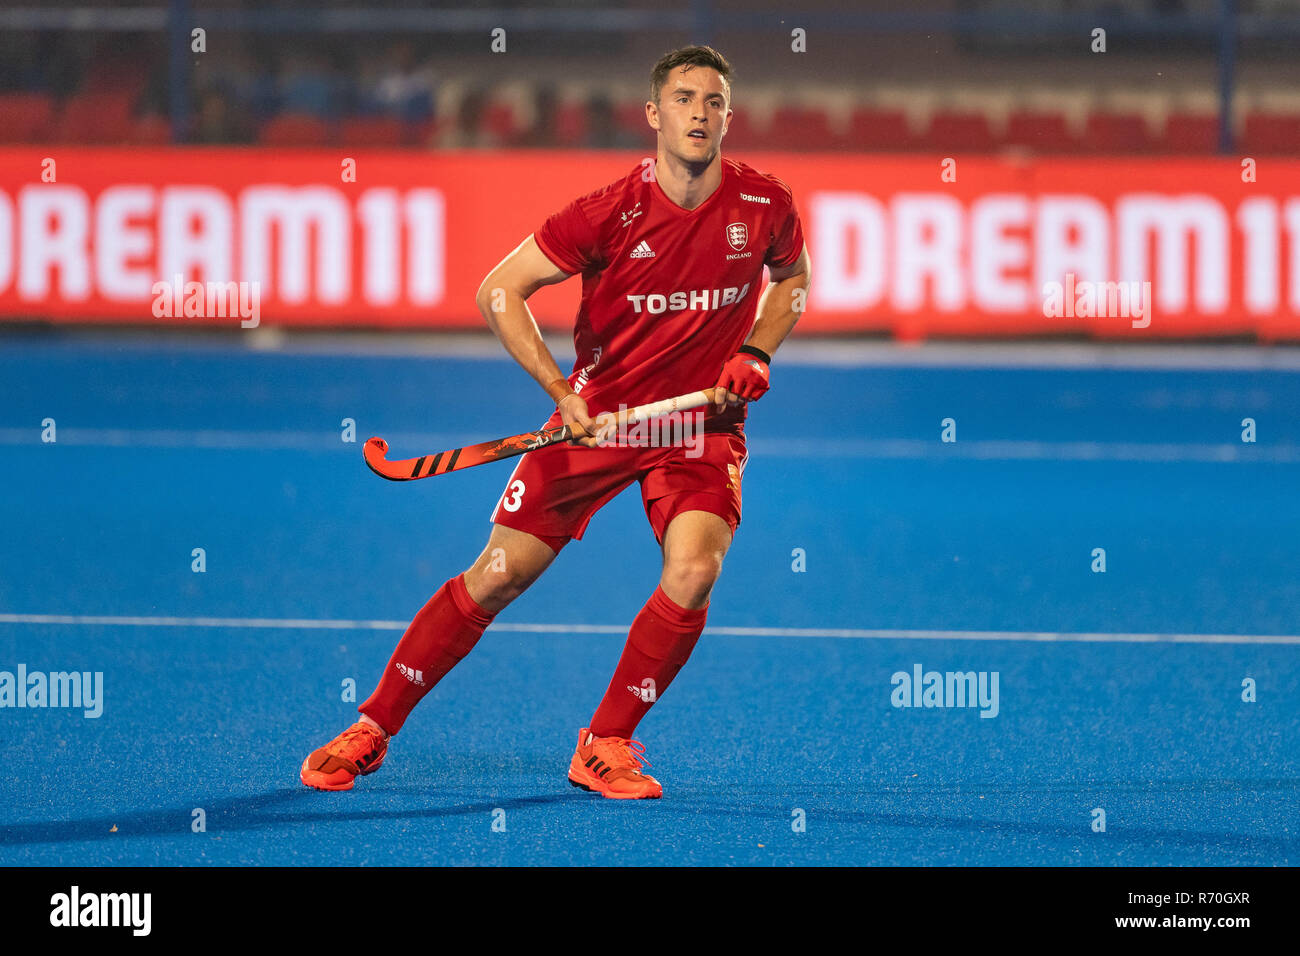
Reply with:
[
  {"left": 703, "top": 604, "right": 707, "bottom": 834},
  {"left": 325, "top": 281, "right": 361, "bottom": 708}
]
[{"left": 1, "top": 338, "right": 1296, "bottom": 865}]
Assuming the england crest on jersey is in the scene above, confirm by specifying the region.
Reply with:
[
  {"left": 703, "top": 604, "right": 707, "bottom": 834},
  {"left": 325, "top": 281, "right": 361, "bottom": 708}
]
[{"left": 726, "top": 222, "right": 748, "bottom": 251}]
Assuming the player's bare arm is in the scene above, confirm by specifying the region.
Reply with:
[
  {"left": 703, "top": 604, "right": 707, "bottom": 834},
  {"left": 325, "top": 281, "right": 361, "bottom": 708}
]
[
  {"left": 715, "top": 243, "right": 811, "bottom": 410},
  {"left": 475, "top": 234, "right": 598, "bottom": 442}
]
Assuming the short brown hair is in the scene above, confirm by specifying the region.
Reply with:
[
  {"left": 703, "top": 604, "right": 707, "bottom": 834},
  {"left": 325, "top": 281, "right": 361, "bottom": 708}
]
[{"left": 650, "top": 45, "right": 733, "bottom": 106}]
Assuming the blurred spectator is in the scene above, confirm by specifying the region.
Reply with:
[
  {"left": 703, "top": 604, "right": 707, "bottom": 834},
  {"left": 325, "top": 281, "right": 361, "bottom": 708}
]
[
  {"left": 278, "top": 51, "right": 336, "bottom": 118},
  {"left": 437, "top": 89, "right": 488, "bottom": 148},
  {"left": 137, "top": 61, "right": 169, "bottom": 118},
  {"left": 363, "top": 40, "right": 436, "bottom": 122},
  {"left": 193, "top": 89, "right": 254, "bottom": 144},
  {"left": 0, "top": 32, "right": 47, "bottom": 92},
  {"left": 5, "top": 2, "right": 1294, "bottom": 153},
  {"left": 518, "top": 86, "right": 558, "bottom": 148},
  {"left": 588, "top": 94, "right": 647, "bottom": 149}
]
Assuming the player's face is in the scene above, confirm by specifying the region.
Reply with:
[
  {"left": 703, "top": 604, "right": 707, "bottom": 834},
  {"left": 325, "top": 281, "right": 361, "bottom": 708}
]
[{"left": 650, "top": 66, "right": 731, "bottom": 164}]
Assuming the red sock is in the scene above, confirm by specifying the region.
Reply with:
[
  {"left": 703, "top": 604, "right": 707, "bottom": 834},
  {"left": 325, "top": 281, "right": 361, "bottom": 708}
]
[
  {"left": 589, "top": 586, "right": 707, "bottom": 739},
  {"left": 360, "top": 573, "right": 495, "bottom": 734}
]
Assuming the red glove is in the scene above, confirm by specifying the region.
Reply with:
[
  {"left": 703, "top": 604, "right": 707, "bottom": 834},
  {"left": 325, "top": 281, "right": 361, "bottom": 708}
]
[{"left": 715, "top": 346, "right": 771, "bottom": 406}]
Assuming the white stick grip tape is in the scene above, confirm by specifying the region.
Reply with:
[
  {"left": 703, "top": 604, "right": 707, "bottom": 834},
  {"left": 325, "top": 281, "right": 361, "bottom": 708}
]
[{"left": 623, "top": 389, "right": 714, "bottom": 425}]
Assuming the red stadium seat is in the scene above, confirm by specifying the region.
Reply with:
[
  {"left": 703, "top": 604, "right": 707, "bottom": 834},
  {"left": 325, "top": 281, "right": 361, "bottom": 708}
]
[
  {"left": 1160, "top": 113, "right": 1219, "bottom": 153},
  {"left": 409, "top": 116, "right": 443, "bottom": 148},
  {"left": 845, "top": 107, "right": 912, "bottom": 151},
  {"left": 129, "top": 113, "right": 171, "bottom": 145},
  {"left": 553, "top": 101, "right": 589, "bottom": 148},
  {"left": 259, "top": 114, "right": 332, "bottom": 147},
  {"left": 1004, "top": 110, "right": 1076, "bottom": 153},
  {"left": 719, "top": 110, "right": 768, "bottom": 150},
  {"left": 481, "top": 99, "right": 524, "bottom": 145},
  {"left": 1081, "top": 113, "right": 1151, "bottom": 152},
  {"left": 1240, "top": 113, "right": 1300, "bottom": 154},
  {"left": 0, "top": 93, "right": 55, "bottom": 142},
  {"left": 614, "top": 100, "right": 652, "bottom": 140},
  {"left": 770, "top": 106, "right": 836, "bottom": 150},
  {"left": 85, "top": 52, "right": 149, "bottom": 101},
  {"left": 919, "top": 110, "right": 997, "bottom": 152},
  {"left": 55, "top": 91, "right": 136, "bottom": 143},
  {"left": 340, "top": 116, "right": 405, "bottom": 147}
]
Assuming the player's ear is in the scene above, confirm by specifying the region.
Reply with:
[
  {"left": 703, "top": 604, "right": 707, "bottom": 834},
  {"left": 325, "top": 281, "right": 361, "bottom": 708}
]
[{"left": 645, "top": 100, "right": 659, "bottom": 131}]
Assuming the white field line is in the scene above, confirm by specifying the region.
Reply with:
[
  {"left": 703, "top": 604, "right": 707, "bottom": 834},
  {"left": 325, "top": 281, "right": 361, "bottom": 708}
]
[
  {"left": 0, "top": 613, "right": 1297, "bottom": 645},
  {"left": 28, "top": 329, "right": 1300, "bottom": 368},
  {"left": 168, "top": 331, "right": 1300, "bottom": 370},
  {"left": 279, "top": 337, "right": 1300, "bottom": 369},
  {"left": 1, "top": 428, "right": 1297, "bottom": 463},
  {"left": 768, "top": 341, "right": 1300, "bottom": 370},
  {"left": 751, "top": 438, "right": 1300, "bottom": 463},
  {"left": 0, "top": 428, "right": 480, "bottom": 451}
]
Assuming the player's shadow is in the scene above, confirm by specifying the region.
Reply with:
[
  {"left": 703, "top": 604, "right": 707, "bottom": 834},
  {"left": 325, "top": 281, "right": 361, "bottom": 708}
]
[
  {"left": 809, "top": 809, "right": 1297, "bottom": 855},
  {"left": 0, "top": 788, "right": 576, "bottom": 847},
  {"left": 722, "top": 776, "right": 1300, "bottom": 797},
  {"left": 659, "top": 778, "right": 1300, "bottom": 855}
]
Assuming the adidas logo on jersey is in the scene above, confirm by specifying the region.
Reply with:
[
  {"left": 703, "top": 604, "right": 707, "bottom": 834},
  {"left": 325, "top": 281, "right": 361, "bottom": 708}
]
[
  {"left": 396, "top": 662, "right": 426, "bottom": 687},
  {"left": 629, "top": 240, "right": 655, "bottom": 259}
]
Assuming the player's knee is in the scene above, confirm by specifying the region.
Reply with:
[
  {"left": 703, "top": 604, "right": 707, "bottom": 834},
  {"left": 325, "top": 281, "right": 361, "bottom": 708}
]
[
  {"left": 464, "top": 562, "right": 535, "bottom": 612},
  {"left": 662, "top": 554, "right": 724, "bottom": 605},
  {"left": 490, "top": 569, "right": 536, "bottom": 605}
]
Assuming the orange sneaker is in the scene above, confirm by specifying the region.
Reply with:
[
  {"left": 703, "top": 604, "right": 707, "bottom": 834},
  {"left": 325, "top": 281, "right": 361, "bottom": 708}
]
[
  {"left": 567, "top": 727, "right": 663, "bottom": 799},
  {"left": 300, "top": 721, "right": 389, "bottom": 791}
]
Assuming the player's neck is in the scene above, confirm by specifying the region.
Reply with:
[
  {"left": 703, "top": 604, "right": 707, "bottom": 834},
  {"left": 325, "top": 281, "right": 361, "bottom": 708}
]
[{"left": 653, "top": 150, "right": 723, "bottom": 211}]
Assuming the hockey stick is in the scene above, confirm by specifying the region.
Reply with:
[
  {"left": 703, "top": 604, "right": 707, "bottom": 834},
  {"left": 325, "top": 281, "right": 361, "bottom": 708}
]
[{"left": 363, "top": 388, "right": 717, "bottom": 482}]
